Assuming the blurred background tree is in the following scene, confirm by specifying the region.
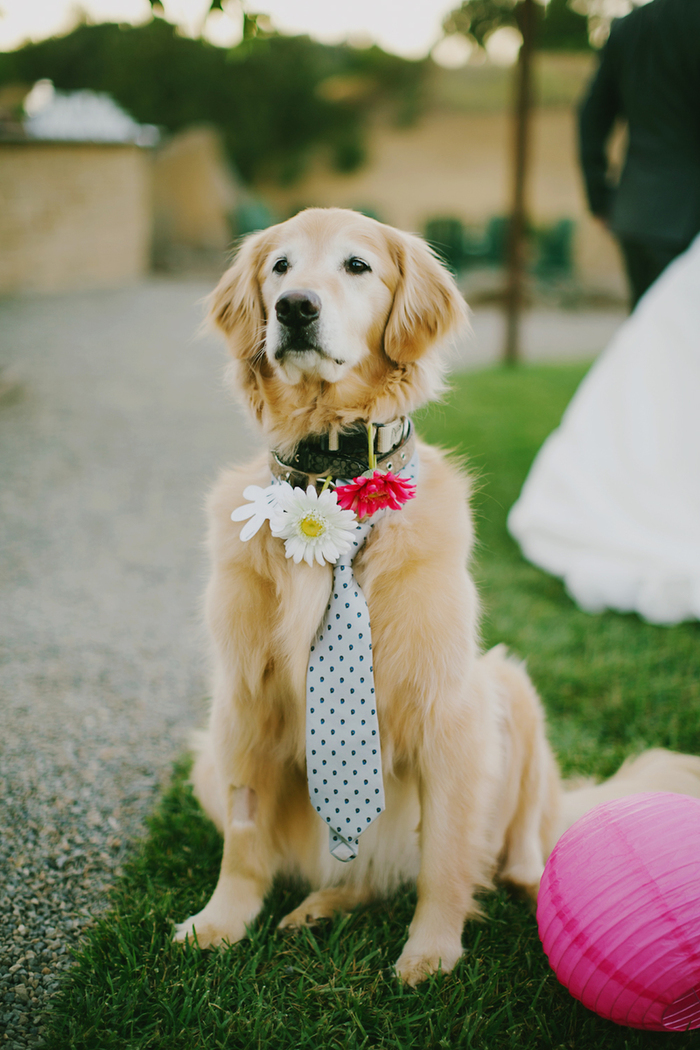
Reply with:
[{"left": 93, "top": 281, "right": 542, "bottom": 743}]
[
  {"left": 0, "top": 0, "right": 623, "bottom": 299},
  {"left": 0, "top": 13, "right": 428, "bottom": 186},
  {"left": 443, "top": 0, "right": 591, "bottom": 363},
  {"left": 443, "top": 0, "right": 591, "bottom": 51}
]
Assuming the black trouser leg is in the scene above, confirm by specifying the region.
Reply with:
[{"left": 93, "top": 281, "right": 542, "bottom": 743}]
[{"left": 618, "top": 236, "right": 692, "bottom": 310}]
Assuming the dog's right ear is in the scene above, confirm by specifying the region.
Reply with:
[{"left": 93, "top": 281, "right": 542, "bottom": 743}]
[{"left": 208, "top": 228, "right": 273, "bottom": 359}]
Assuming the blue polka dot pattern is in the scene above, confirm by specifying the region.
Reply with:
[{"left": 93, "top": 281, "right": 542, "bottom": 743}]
[
  {"left": 306, "top": 516, "right": 382, "bottom": 862},
  {"left": 306, "top": 452, "right": 419, "bottom": 862}
]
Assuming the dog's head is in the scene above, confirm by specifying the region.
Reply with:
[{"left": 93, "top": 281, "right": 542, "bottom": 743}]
[{"left": 210, "top": 208, "right": 468, "bottom": 453}]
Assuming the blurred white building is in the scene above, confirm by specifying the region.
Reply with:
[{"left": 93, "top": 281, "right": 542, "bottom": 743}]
[{"left": 0, "top": 81, "right": 156, "bottom": 294}]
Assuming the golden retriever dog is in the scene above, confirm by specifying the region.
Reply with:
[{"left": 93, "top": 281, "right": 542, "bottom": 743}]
[{"left": 174, "top": 207, "right": 700, "bottom": 985}]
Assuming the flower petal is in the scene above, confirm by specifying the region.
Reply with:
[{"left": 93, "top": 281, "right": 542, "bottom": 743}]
[
  {"left": 289, "top": 540, "right": 304, "bottom": 563},
  {"left": 322, "top": 540, "right": 340, "bottom": 563},
  {"left": 269, "top": 513, "right": 288, "bottom": 537},
  {"left": 231, "top": 503, "right": 258, "bottom": 522},
  {"left": 239, "top": 514, "right": 266, "bottom": 542}
]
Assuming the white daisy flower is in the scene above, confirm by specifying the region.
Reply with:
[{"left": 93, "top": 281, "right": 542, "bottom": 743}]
[
  {"left": 231, "top": 484, "right": 279, "bottom": 541},
  {"left": 270, "top": 484, "right": 358, "bottom": 566}
]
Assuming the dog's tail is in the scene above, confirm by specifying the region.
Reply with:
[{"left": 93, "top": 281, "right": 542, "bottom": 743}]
[{"left": 559, "top": 748, "right": 700, "bottom": 835}]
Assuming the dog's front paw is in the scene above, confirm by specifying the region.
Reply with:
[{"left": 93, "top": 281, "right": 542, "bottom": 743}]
[
  {"left": 173, "top": 889, "right": 261, "bottom": 949},
  {"left": 394, "top": 938, "right": 463, "bottom": 987},
  {"left": 174, "top": 878, "right": 263, "bottom": 949},
  {"left": 173, "top": 907, "right": 248, "bottom": 949},
  {"left": 278, "top": 905, "right": 328, "bottom": 930},
  {"left": 278, "top": 897, "right": 337, "bottom": 930},
  {"left": 278, "top": 887, "right": 368, "bottom": 931}
]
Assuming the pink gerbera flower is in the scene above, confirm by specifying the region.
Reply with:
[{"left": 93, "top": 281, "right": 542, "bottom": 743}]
[{"left": 335, "top": 471, "right": 416, "bottom": 519}]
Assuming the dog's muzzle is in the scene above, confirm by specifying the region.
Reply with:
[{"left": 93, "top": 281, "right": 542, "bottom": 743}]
[{"left": 273, "top": 289, "right": 338, "bottom": 363}]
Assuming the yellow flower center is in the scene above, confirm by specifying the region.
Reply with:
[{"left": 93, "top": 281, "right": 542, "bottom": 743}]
[{"left": 299, "top": 512, "right": 326, "bottom": 538}]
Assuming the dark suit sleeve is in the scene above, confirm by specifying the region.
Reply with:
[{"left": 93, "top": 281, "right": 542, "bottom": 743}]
[{"left": 578, "top": 26, "right": 623, "bottom": 219}]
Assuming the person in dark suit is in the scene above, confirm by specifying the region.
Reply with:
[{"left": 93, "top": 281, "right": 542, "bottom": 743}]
[{"left": 578, "top": 0, "right": 700, "bottom": 307}]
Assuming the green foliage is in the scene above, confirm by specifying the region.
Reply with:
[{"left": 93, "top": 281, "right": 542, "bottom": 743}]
[
  {"left": 445, "top": 0, "right": 520, "bottom": 50},
  {"left": 0, "top": 18, "right": 427, "bottom": 185},
  {"left": 42, "top": 363, "right": 700, "bottom": 1049},
  {"left": 537, "top": 0, "right": 592, "bottom": 51},
  {"left": 444, "top": 0, "right": 591, "bottom": 52}
]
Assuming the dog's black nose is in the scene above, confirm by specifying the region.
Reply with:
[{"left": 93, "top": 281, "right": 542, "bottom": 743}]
[{"left": 275, "top": 290, "right": 321, "bottom": 328}]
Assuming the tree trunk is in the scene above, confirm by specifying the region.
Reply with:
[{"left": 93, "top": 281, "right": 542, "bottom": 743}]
[{"left": 504, "top": 0, "right": 536, "bottom": 366}]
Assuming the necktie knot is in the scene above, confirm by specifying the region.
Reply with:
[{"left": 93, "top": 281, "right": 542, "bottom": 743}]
[{"left": 338, "top": 520, "right": 373, "bottom": 566}]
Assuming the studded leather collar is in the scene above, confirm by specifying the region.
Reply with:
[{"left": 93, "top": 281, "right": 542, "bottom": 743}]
[{"left": 270, "top": 417, "right": 415, "bottom": 490}]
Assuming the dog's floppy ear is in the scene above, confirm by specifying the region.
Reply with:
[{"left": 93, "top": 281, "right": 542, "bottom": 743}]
[
  {"left": 208, "top": 227, "right": 273, "bottom": 359},
  {"left": 383, "top": 230, "right": 468, "bottom": 363}
]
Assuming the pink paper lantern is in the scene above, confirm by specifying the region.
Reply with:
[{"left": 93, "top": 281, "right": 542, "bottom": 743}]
[{"left": 537, "top": 792, "right": 700, "bottom": 1031}]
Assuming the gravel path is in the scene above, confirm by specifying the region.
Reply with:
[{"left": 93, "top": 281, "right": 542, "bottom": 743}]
[
  {"left": 463, "top": 305, "right": 625, "bottom": 367},
  {"left": 0, "top": 278, "right": 255, "bottom": 1048},
  {"left": 0, "top": 279, "right": 624, "bottom": 1048}
]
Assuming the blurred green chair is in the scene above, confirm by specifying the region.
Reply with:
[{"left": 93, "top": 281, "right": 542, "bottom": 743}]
[
  {"left": 425, "top": 214, "right": 570, "bottom": 275},
  {"left": 534, "top": 218, "right": 575, "bottom": 279},
  {"left": 233, "top": 200, "right": 275, "bottom": 236},
  {"left": 481, "top": 216, "right": 510, "bottom": 267},
  {"left": 425, "top": 215, "right": 510, "bottom": 271},
  {"left": 424, "top": 217, "right": 466, "bottom": 274}
]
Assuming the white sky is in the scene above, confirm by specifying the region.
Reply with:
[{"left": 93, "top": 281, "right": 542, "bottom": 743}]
[{"left": 0, "top": 0, "right": 462, "bottom": 58}]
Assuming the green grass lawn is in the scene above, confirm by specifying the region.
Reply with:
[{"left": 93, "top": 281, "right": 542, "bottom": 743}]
[{"left": 45, "top": 363, "right": 700, "bottom": 1049}]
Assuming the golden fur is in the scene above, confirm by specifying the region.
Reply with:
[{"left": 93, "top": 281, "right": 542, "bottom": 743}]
[{"left": 174, "top": 208, "right": 700, "bottom": 985}]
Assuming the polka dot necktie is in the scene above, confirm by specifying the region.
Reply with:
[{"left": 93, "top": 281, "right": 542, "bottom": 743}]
[
  {"left": 306, "top": 517, "right": 381, "bottom": 862},
  {"left": 306, "top": 453, "right": 419, "bottom": 862}
]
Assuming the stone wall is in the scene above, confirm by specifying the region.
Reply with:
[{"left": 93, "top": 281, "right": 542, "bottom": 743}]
[
  {"left": 0, "top": 142, "right": 151, "bottom": 295},
  {"left": 257, "top": 55, "right": 628, "bottom": 300},
  {"left": 259, "top": 106, "right": 625, "bottom": 299}
]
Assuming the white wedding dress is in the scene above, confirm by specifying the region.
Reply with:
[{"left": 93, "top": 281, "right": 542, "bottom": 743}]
[{"left": 508, "top": 234, "right": 700, "bottom": 625}]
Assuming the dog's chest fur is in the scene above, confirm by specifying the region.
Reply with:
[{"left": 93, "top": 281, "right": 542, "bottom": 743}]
[{"left": 205, "top": 443, "right": 477, "bottom": 780}]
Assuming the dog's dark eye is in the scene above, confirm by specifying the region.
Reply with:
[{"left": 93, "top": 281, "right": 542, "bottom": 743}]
[
  {"left": 345, "top": 257, "right": 371, "bottom": 275},
  {"left": 272, "top": 258, "right": 289, "bottom": 275}
]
